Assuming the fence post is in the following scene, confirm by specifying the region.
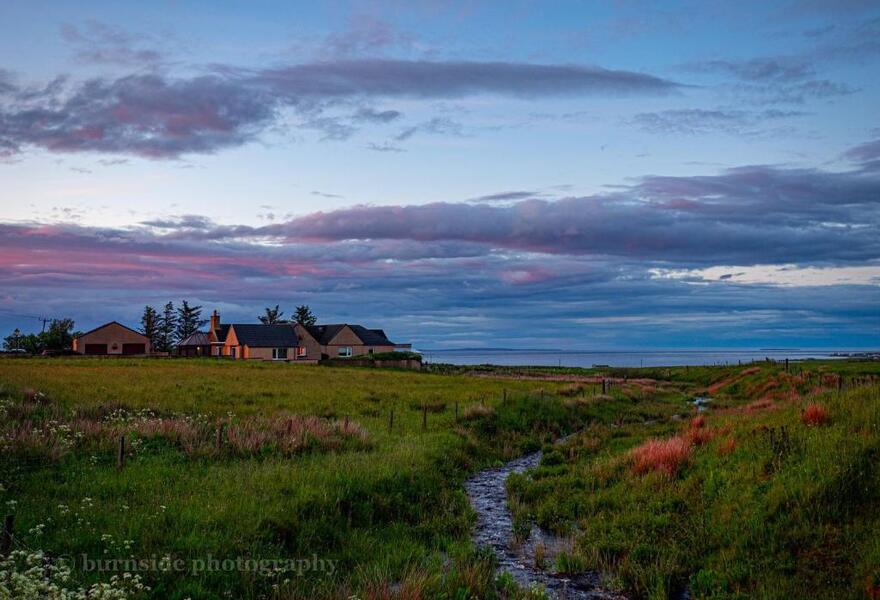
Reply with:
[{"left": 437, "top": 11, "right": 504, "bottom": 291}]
[
  {"left": 0, "top": 515, "right": 12, "bottom": 556},
  {"left": 602, "top": 379, "right": 607, "bottom": 395},
  {"left": 117, "top": 435, "right": 125, "bottom": 470},
  {"left": 455, "top": 402, "right": 459, "bottom": 421}
]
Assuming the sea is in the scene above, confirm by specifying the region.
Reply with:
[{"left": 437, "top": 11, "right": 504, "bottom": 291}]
[{"left": 418, "top": 349, "right": 869, "bottom": 368}]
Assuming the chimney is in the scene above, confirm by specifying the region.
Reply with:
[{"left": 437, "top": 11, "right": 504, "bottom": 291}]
[{"left": 210, "top": 310, "right": 220, "bottom": 332}]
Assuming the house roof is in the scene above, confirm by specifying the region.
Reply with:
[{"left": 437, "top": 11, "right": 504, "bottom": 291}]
[
  {"left": 178, "top": 331, "right": 211, "bottom": 347},
  {"left": 229, "top": 324, "right": 299, "bottom": 348},
  {"left": 213, "top": 324, "right": 231, "bottom": 343},
  {"left": 74, "top": 321, "right": 149, "bottom": 341},
  {"left": 304, "top": 324, "right": 394, "bottom": 346},
  {"left": 304, "top": 324, "right": 346, "bottom": 345},
  {"left": 349, "top": 325, "right": 395, "bottom": 346}
]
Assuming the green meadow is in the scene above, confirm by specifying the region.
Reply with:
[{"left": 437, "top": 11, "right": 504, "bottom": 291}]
[{"left": 0, "top": 358, "right": 878, "bottom": 599}]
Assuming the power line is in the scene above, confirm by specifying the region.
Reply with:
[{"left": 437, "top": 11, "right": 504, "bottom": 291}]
[{"left": 0, "top": 310, "right": 54, "bottom": 331}]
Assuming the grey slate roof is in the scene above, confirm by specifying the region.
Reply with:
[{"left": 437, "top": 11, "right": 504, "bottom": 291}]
[
  {"left": 229, "top": 324, "right": 299, "bottom": 348},
  {"left": 178, "top": 331, "right": 211, "bottom": 347},
  {"left": 304, "top": 324, "right": 394, "bottom": 346},
  {"left": 349, "top": 325, "right": 394, "bottom": 346},
  {"left": 304, "top": 324, "right": 346, "bottom": 345},
  {"left": 213, "top": 324, "right": 231, "bottom": 343}
]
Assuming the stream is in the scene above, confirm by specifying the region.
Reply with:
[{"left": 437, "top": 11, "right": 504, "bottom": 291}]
[{"left": 464, "top": 446, "right": 623, "bottom": 599}]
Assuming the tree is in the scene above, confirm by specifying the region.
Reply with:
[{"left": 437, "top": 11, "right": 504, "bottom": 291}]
[
  {"left": 42, "top": 318, "right": 76, "bottom": 351},
  {"left": 156, "top": 301, "right": 177, "bottom": 352},
  {"left": 175, "top": 300, "right": 206, "bottom": 342},
  {"left": 259, "top": 305, "right": 287, "bottom": 325},
  {"left": 19, "top": 333, "right": 43, "bottom": 354},
  {"left": 294, "top": 305, "right": 317, "bottom": 326},
  {"left": 3, "top": 328, "right": 23, "bottom": 351},
  {"left": 139, "top": 305, "right": 160, "bottom": 349}
]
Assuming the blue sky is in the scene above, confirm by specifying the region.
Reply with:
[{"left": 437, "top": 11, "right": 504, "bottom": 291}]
[{"left": 0, "top": 0, "right": 878, "bottom": 349}]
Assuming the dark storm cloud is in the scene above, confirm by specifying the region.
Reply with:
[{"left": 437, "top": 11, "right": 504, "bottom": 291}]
[{"left": 0, "top": 60, "right": 680, "bottom": 158}]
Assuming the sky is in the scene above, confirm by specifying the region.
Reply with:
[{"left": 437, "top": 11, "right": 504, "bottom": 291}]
[{"left": 0, "top": 0, "right": 878, "bottom": 350}]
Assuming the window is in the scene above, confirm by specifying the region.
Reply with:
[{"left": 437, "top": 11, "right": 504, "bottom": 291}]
[
  {"left": 297, "top": 346, "right": 307, "bottom": 358},
  {"left": 338, "top": 346, "right": 352, "bottom": 357},
  {"left": 272, "top": 348, "right": 288, "bottom": 360}
]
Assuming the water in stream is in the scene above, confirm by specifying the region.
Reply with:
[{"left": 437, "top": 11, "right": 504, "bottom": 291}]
[{"left": 464, "top": 448, "right": 623, "bottom": 599}]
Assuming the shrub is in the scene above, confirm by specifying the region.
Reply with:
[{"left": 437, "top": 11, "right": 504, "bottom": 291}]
[
  {"left": 462, "top": 404, "right": 495, "bottom": 420},
  {"left": 717, "top": 436, "right": 737, "bottom": 456},
  {"left": 630, "top": 436, "right": 691, "bottom": 477},
  {"left": 558, "top": 383, "right": 584, "bottom": 397},
  {"left": 801, "top": 402, "right": 829, "bottom": 426}
]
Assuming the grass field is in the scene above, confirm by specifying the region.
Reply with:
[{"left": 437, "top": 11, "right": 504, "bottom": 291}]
[{"left": 0, "top": 357, "right": 878, "bottom": 599}]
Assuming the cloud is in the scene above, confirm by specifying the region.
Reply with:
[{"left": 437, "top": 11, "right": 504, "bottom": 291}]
[
  {"left": 352, "top": 107, "right": 403, "bottom": 123},
  {"left": 844, "top": 137, "right": 880, "bottom": 170},
  {"left": 687, "top": 57, "right": 814, "bottom": 82},
  {"left": 365, "top": 142, "right": 405, "bottom": 153},
  {"left": 631, "top": 108, "right": 807, "bottom": 135},
  {"left": 0, "top": 59, "right": 680, "bottom": 158},
  {"left": 394, "top": 117, "right": 463, "bottom": 141},
  {"left": 0, "top": 74, "right": 276, "bottom": 158},
  {"left": 60, "top": 20, "right": 167, "bottom": 67},
  {"left": 311, "top": 190, "right": 343, "bottom": 199},
  {"left": 1, "top": 143, "right": 878, "bottom": 347},
  {"left": 321, "top": 15, "right": 417, "bottom": 58},
  {"left": 467, "top": 190, "right": 541, "bottom": 203}
]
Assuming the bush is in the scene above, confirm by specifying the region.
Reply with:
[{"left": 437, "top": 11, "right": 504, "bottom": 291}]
[
  {"left": 802, "top": 402, "right": 830, "bottom": 426},
  {"left": 630, "top": 436, "right": 691, "bottom": 477}
]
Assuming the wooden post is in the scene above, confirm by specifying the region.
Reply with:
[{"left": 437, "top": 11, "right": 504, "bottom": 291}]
[
  {"left": 784, "top": 358, "right": 789, "bottom": 373},
  {"left": 422, "top": 403, "right": 428, "bottom": 431},
  {"left": 117, "top": 435, "right": 125, "bottom": 470},
  {"left": 0, "top": 515, "right": 12, "bottom": 556},
  {"left": 602, "top": 379, "right": 607, "bottom": 394},
  {"left": 454, "top": 402, "right": 458, "bottom": 421},
  {"left": 388, "top": 408, "right": 394, "bottom": 433}
]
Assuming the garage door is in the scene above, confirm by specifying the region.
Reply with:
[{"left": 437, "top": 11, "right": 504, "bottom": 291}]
[
  {"left": 122, "top": 343, "right": 146, "bottom": 355},
  {"left": 84, "top": 344, "right": 108, "bottom": 355}
]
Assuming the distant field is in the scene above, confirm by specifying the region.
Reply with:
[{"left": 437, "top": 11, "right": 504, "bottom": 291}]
[{"left": 1, "top": 358, "right": 878, "bottom": 599}]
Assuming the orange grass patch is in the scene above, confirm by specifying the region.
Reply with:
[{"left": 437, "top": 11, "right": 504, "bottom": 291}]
[{"left": 630, "top": 436, "right": 692, "bottom": 476}]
